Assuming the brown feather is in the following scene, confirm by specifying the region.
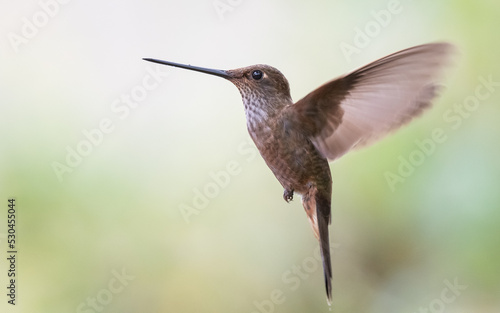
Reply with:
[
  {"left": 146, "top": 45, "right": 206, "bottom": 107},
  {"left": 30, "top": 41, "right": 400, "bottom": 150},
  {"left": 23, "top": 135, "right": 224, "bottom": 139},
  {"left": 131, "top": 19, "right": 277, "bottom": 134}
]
[{"left": 291, "top": 42, "right": 456, "bottom": 161}]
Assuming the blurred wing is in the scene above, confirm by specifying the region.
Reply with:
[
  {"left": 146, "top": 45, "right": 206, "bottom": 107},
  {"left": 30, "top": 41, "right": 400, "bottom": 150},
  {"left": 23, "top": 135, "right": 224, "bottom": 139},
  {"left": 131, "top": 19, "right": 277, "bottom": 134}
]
[{"left": 291, "top": 42, "right": 456, "bottom": 161}]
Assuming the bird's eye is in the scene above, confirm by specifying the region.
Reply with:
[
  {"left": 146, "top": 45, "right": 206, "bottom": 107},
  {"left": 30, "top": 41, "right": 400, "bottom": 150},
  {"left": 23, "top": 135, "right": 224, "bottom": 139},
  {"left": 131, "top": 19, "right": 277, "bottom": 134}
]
[{"left": 251, "top": 70, "right": 263, "bottom": 80}]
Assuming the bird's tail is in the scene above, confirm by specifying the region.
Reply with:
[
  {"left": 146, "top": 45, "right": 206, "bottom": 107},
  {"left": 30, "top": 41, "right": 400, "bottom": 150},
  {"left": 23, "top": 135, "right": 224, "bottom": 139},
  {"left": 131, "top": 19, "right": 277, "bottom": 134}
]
[{"left": 302, "top": 187, "right": 332, "bottom": 304}]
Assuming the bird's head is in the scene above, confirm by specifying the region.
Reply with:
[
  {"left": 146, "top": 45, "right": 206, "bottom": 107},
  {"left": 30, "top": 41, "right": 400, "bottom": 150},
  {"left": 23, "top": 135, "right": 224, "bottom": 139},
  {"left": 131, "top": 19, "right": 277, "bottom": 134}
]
[{"left": 142, "top": 59, "right": 293, "bottom": 114}]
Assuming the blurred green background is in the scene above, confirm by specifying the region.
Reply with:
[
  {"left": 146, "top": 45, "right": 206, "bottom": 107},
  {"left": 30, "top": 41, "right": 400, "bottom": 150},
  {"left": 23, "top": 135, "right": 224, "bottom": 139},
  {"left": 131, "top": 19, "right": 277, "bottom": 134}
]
[{"left": 1, "top": 0, "right": 499, "bottom": 312}]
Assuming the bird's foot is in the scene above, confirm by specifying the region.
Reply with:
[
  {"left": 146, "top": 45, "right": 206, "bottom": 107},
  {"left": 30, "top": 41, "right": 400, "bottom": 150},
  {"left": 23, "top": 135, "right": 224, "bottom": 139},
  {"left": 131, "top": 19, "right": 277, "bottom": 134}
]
[{"left": 283, "top": 188, "right": 294, "bottom": 202}]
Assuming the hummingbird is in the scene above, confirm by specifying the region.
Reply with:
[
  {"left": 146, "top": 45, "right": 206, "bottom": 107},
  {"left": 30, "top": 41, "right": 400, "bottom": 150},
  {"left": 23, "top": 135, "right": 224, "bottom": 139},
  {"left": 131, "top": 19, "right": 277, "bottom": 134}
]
[{"left": 143, "top": 42, "right": 455, "bottom": 304}]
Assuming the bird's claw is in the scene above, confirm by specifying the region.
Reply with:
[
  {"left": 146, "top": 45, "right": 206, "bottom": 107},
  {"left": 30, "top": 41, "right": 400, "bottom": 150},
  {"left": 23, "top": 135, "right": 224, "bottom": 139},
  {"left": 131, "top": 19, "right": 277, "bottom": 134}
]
[{"left": 283, "top": 189, "right": 294, "bottom": 202}]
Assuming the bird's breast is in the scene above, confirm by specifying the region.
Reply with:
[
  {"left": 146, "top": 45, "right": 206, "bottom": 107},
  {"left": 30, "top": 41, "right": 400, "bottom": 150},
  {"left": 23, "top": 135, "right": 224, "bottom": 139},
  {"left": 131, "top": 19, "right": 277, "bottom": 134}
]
[{"left": 246, "top": 114, "right": 330, "bottom": 195}]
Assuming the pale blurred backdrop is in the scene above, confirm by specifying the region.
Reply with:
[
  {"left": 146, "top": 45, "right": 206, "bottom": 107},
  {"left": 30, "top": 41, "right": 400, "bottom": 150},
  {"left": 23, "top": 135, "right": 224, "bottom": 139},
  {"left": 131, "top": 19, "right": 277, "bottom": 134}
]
[{"left": 1, "top": 0, "right": 499, "bottom": 312}]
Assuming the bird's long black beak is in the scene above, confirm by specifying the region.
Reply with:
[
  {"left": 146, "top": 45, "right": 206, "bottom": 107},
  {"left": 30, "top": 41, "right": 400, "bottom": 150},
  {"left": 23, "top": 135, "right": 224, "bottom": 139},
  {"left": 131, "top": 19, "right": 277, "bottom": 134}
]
[{"left": 143, "top": 58, "right": 231, "bottom": 79}]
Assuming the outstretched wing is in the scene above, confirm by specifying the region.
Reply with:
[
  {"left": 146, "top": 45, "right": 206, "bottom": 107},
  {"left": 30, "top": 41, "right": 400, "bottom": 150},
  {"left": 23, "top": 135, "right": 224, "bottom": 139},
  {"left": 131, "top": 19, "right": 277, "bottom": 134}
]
[{"left": 291, "top": 42, "right": 456, "bottom": 161}]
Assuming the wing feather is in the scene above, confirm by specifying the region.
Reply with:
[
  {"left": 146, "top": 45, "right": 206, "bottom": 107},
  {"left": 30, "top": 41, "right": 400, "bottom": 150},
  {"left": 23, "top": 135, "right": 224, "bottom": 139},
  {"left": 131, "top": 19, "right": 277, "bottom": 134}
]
[{"left": 291, "top": 43, "right": 456, "bottom": 161}]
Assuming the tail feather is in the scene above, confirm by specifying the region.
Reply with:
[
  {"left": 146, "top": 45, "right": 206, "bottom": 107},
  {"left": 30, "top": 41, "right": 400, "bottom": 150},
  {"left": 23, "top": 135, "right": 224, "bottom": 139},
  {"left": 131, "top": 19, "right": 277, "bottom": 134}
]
[
  {"left": 317, "top": 194, "right": 332, "bottom": 305},
  {"left": 302, "top": 186, "right": 332, "bottom": 304}
]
